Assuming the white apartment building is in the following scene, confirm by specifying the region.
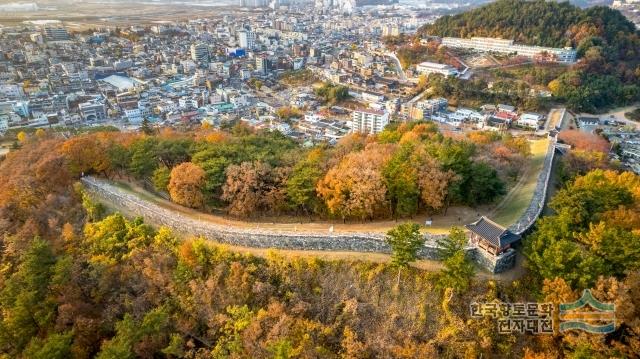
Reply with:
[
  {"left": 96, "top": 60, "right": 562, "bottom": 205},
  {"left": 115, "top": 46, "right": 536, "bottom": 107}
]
[
  {"left": 239, "top": 0, "right": 267, "bottom": 7},
  {"left": 453, "top": 108, "right": 485, "bottom": 123},
  {"left": 415, "top": 61, "right": 459, "bottom": 77},
  {"left": 416, "top": 97, "right": 448, "bottom": 114},
  {"left": 362, "top": 92, "right": 385, "bottom": 104},
  {"left": 230, "top": 94, "right": 249, "bottom": 107},
  {"left": 353, "top": 52, "right": 373, "bottom": 66},
  {"left": 350, "top": 109, "right": 390, "bottom": 134},
  {"left": 113, "top": 59, "right": 133, "bottom": 71},
  {"left": 237, "top": 30, "right": 255, "bottom": 50},
  {"left": 124, "top": 107, "right": 143, "bottom": 123},
  {"left": 137, "top": 100, "right": 152, "bottom": 117},
  {"left": 179, "top": 97, "right": 199, "bottom": 109},
  {"left": 0, "top": 84, "right": 25, "bottom": 99},
  {"left": 233, "top": 68, "right": 249, "bottom": 80},
  {"left": 157, "top": 100, "right": 177, "bottom": 114},
  {"left": 517, "top": 113, "right": 544, "bottom": 128},
  {"left": 381, "top": 24, "right": 400, "bottom": 37},
  {"left": 441, "top": 37, "right": 577, "bottom": 64},
  {"left": 190, "top": 43, "right": 209, "bottom": 62}
]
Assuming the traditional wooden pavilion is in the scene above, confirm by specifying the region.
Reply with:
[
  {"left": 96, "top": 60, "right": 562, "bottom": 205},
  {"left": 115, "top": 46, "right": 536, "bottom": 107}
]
[{"left": 465, "top": 216, "right": 521, "bottom": 255}]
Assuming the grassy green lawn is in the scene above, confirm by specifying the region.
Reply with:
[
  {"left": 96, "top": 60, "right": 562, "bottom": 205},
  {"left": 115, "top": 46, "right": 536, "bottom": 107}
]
[{"left": 491, "top": 138, "right": 550, "bottom": 226}]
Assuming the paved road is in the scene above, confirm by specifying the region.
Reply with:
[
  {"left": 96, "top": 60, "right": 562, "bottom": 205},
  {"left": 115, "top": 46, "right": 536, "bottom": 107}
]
[
  {"left": 581, "top": 105, "right": 640, "bottom": 130},
  {"left": 385, "top": 52, "right": 407, "bottom": 82}
]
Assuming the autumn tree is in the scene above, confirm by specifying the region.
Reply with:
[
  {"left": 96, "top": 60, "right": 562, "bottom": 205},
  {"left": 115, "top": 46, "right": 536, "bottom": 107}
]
[
  {"left": 386, "top": 223, "right": 424, "bottom": 284},
  {"left": 340, "top": 327, "right": 369, "bottom": 358},
  {"left": 330, "top": 132, "right": 368, "bottom": 163},
  {"left": 417, "top": 156, "right": 457, "bottom": 213},
  {"left": 317, "top": 145, "right": 391, "bottom": 221},
  {"left": 16, "top": 131, "right": 27, "bottom": 143},
  {"left": 140, "top": 118, "right": 154, "bottom": 135},
  {"left": 561, "top": 150, "right": 611, "bottom": 180},
  {"left": 83, "top": 213, "right": 155, "bottom": 262},
  {"left": 467, "top": 131, "right": 501, "bottom": 145},
  {"left": 286, "top": 149, "right": 325, "bottom": 217},
  {"left": 60, "top": 135, "right": 111, "bottom": 176},
  {"left": 558, "top": 130, "right": 609, "bottom": 153},
  {"left": 96, "top": 307, "right": 170, "bottom": 359},
  {"left": 168, "top": 162, "right": 206, "bottom": 209},
  {"left": 77, "top": 183, "right": 105, "bottom": 222},
  {"left": 152, "top": 166, "right": 171, "bottom": 193},
  {"left": 129, "top": 137, "right": 159, "bottom": 179},
  {"left": 222, "top": 161, "right": 288, "bottom": 218},
  {"left": 276, "top": 106, "right": 304, "bottom": 120},
  {"left": 383, "top": 145, "right": 420, "bottom": 219},
  {"left": 34, "top": 128, "right": 46, "bottom": 140},
  {"left": 210, "top": 305, "right": 255, "bottom": 357},
  {"left": 436, "top": 227, "right": 474, "bottom": 291},
  {"left": 526, "top": 169, "right": 640, "bottom": 289},
  {"left": 0, "top": 238, "right": 57, "bottom": 355}
]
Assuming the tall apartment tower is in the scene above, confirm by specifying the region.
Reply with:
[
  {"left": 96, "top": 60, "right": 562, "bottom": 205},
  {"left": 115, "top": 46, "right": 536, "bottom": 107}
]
[
  {"left": 190, "top": 43, "right": 209, "bottom": 63},
  {"left": 237, "top": 30, "right": 255, "bottom": 50},
  {"left": 255, "top": 56, "right": 271, "bottom": 75}
]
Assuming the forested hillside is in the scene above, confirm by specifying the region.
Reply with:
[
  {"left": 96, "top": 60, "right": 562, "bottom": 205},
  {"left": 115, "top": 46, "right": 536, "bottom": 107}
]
[
  {"left": 418, "top": 0, "right": 640, "bottom": 112},
  {"left": 420, "top": 0, "right": 637, "bottom": 49},
  {"left": 0, "top": 128, "right": 639, "bottom": 357},
  {"left": 56, "top": 122, "right": 526, "bottom": 221}
]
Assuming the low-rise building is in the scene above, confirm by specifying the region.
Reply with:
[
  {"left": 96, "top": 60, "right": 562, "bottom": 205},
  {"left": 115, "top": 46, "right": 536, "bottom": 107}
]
[
  {"left": 78, "top": 101, "right": 107, "bottom": 121},
  {"left": 518, "top": 113, "right": 543, "bottom": 129},
  {"left": 466, "top": 216, "right": 521, "bottom": 255},
  {"left": 441, "top": 37, "right": 577, "bottom": 64},
  {"left": 415, "top": 61, "right": 458, "bottom": 77}
]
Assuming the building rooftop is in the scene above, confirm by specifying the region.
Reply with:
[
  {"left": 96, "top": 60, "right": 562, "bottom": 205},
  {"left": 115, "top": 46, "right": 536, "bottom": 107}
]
[
  {"left": 417, "top": 61, "right": 454, "bottom": 70},
  {"left": 354, "top": 108, "right": 386, "bottom": 116},
  {"left": 100, "top": 75, "right": 139, "bottom": 91},
  {"left": 465, "top": 216, "right": 521, "bottom": 249}
]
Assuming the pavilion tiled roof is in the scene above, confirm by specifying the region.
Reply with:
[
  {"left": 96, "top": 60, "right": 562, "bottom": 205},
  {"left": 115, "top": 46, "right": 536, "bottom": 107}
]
[{"left": 465, "top": 216, "right": 521, "bottom": 248}]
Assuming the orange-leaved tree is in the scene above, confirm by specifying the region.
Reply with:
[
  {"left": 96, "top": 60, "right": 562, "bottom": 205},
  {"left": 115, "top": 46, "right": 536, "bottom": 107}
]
[
  {"left": 59, "top": 135, "right": 111, "bottom": 176},
  {"left": 317, "top": 144, "right": 392, "bottom": 221},
  {"left": 168, "top": 162, "right": 206, "bottom": 209}
]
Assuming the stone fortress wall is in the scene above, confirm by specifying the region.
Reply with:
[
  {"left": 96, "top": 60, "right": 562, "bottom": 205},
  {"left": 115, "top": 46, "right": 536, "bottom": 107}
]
[
  {"left": 82, "top": 177, "right": 449, "bottom": 257},
  {"left": 509, "top": 136, "right": 558, "bottom": 236},
  {"left": 82, "top": 132, "right": 558, "bottom": 274}
]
